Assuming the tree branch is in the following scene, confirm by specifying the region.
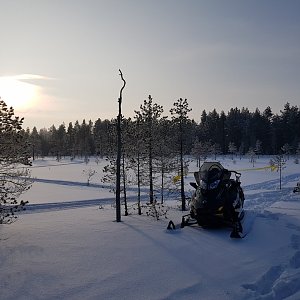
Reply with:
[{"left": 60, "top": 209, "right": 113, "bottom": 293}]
[{"left": 119, "top": 69, "right": 126, "bottom": 104}]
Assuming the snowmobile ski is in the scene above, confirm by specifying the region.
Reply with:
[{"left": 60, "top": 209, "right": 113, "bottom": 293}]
[{"left": 167, "top": 220, "right": 176, "bottom": 230}]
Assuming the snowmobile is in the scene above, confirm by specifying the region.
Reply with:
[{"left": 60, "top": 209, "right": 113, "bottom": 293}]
[
  {"left": 181, "top": 161, "right": 245, "bottom": 238},
  {"left": 293, "top": 182, "right": 300, "bottom": 193}
]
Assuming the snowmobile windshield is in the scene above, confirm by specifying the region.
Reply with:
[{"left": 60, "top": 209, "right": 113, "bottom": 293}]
[{"left": 194, "top": 162, "right": 224, "bottom": 186}]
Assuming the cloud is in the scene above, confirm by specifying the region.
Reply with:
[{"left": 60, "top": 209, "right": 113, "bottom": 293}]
[
  {"left": 1, "top": 73, "right": 54, "bottom": 79},
  {"left": 0, "top": 74, "right": 59, "bottom": 115}
]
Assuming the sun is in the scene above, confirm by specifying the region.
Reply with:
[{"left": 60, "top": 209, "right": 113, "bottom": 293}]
[{"left": 0, "top": 76, "right": 38, "bottom": 110}]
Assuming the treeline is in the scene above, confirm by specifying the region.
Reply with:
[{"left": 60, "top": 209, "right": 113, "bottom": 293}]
[{"left": 26, "top": 101, "right": 300, "bottom": 159}]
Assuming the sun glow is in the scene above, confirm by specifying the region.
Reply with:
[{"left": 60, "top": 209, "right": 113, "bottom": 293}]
[{"left": 0, "top": 75, "right": 39, "bottom": 110}]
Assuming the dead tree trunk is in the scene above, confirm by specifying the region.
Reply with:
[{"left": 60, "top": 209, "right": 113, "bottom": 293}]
[{"left": 116, "top": 69, "right": 126, "bottom": 222}]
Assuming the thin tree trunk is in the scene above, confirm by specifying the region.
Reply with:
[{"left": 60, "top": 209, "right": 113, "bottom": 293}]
[
  {"left": 137, "top": 151, "right": 141, "bottom": 215},
  {"left": 161, "top": 166, "right": 164, "bottom": 204},
  {"left": 149, "top": 118, "right": 154, "bottom": 204},
  {"left": 122, "top": 153, "right": 128, "bottom": 216},
  {"left": 180, "top": 141, "right": 186, "bottom": 211},
  {"left": 180, "top": 123, "right": 186, "bottom": 211},
  {"left": 149, "top": 143, "right": 154, "bottom": 204},
  {"left": 116, "top": 69, "right": 126, "bottom": 222},
  {"left": 279, "top": 159, "right": 282, "bottom": 190}
]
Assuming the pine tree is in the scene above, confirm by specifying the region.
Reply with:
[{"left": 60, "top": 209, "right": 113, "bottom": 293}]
[
  {"left": 170, "top": 98, "right": 192, "bottom": 211},
  {"left": 296, "top": 143, "right": 300, "bottom": 157},
  {"left": 29, "top": 126, "right": 41, "bottom": 160},
  {"left": 93, "top": 119, "right": 114, "bottom": 158},
  {"left": 102, "top": 120, "right": 117, "bottom": 193},
  {"left": 270, "top": 155, "right": 286, "bottom": 190},
  {"left": 154, "top": 117, "right": 177, "bottom": 204},
  {"left": 228, "top": 142, "right": 237, "bottom": 160},
  {"left": 135, "top": 95, "right": 163, "bottom": 204},
  {"left": 0, "top": 98, "right": 32, "bottom": 224},
  {"left": 247, "top": 147, "right": 256, "bottom": 167},
  {"left": 66, "top": 122, "right": 75, "bottom": 158},
  {"left": 130, "top": 114, "right": 148, "bottom": 214},
  {"left": 281, "top": 143, "right": 293, "bottom": 160},
  {"left": 255, "top": 140, "right": 263, "bottom": 158},
  {"left": 191, "top": 140, "right": 213, "bottom": 169}
]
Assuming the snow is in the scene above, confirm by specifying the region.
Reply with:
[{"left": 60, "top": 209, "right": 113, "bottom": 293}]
[{"left": 1, "top": 156, "right": 300, "bottom": 300}]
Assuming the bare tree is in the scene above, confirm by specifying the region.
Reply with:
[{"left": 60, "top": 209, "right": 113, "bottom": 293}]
[{"left": 116, "top": 70, "right": 126, "bottom": 222}]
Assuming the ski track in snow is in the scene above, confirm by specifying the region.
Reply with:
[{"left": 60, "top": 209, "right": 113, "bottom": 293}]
[
  {"left": 27, "top": 172, "right": 300, "bottom": 215},
  {"left": 24, "top": 198, "right": 115, "bottom": 213},
  {"left": 25, "top": 177, "right": 178, "bottom": 214},
  {"left": 32, "top": 177, "right": 149, "bottom": 193}
]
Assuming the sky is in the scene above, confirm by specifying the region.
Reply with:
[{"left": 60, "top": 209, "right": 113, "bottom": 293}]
[{"left": 1, "top": 0, "right": 300, "bottom": 129}]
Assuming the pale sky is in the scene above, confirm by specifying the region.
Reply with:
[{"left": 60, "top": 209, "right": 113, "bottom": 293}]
[{"left": 1, "top": 0, "right": 299, "bottom": 129}]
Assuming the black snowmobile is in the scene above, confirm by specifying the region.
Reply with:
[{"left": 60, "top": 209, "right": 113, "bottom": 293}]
[{"left": 181, "top": 162, "right": 245, "bottom": 238}]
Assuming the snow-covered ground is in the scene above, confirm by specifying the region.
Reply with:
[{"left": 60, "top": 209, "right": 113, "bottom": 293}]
[{"left": 1, "top": 156, "right": 300, "bottom": 300}]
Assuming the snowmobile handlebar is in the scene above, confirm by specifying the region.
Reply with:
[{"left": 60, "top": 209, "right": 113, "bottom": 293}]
[
  {"left": 228, "top": 170, "right": 242, "bottom": 183},
  {"left": 229, "top": 170, "right": 241, "bottom": 176}
]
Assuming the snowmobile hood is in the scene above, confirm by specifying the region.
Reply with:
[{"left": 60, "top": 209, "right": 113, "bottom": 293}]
[{"left": 194, "top": 162, "right": 224, "bottom": 185}]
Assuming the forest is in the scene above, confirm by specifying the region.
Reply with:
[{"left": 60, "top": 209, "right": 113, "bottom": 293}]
[{"left": 25, "top": 100, "right": 300, "bottom": 160}]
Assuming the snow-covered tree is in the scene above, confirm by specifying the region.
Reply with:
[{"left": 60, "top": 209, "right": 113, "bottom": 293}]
[
  {"left": 295, "top": 143, "right": 300, "bottom": 164},
  {"left": 29, "top": 126, "right": 41, "bottom": 160},
  {"left": 281, "top": 143, "right": 293, "bottom": 160},
  {"left": 212, "top": 143, "right": 222, "bottom": 160},
  {"left": 127, "top": 115, "right": 148, "bottom": 215},
  {"left": 238, "top": 142, "right": 245, "bottom": 160},
  {"left": 82, "top": 167, "right": 96, "bottom": 186},
  {"left": 228, "top": 142, "right": 237, "bottom": 160},
  {"left": 0, "top": 98, "right": 32, "bottom": 224},
  {"left": 270, "top": 155, "right": 286, "bottom": 190},
  {"left": 170, "top": 98, "right": 192, "bottom": 211},
  {"left": 135, "top": 95, "right": 163, "bottom": 204},
  {"left": 247, "top": 147, "right": 257, "bottom": 167},
  {"left": 101, "top": 120, "right": 117, "bottom": 193},
  {"left": 255, "top": 139, "right": 263, "bottom": 158},
  {"left": 191, "top": 140, "right": 212, "bottom": 169},
  {"left": 154, "top": 117, "right": 177, "bottom": 204},
  {"left": 296, "top": 143, "right": 300, "bottom": 157}
]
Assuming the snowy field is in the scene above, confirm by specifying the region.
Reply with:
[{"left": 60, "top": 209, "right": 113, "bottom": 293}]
[{"left": 1, "top": 156, "right": 300, "bottom": 300}]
